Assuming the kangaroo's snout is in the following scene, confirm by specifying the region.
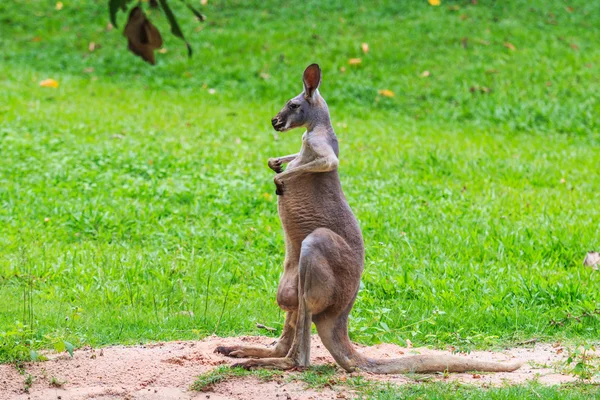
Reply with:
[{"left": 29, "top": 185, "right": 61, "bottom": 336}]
[{"left": 272, "top": 116, "right": 285, "bottom": 131}]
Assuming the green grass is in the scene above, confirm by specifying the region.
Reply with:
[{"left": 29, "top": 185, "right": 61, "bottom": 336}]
[
  {"left": 358, "top": 382, "right": 600, "bottom": 399},
  {"left": 1, "top": 0, "right": 600, "bottom": 371},
  {"left": 191, "top": 365, "right": 600, "bottom": 399},
  {"left": 190, "top": 365, "right": 283, "bottom": 391}
]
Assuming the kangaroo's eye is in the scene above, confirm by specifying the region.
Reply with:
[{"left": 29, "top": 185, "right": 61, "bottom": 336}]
[{"left": 289, "top": 102, "right": 300, "bottom": 109}]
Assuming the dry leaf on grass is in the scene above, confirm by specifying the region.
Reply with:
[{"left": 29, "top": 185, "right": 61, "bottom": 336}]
[
  {"left": 361, "top": 43, "right": 369, "bottom": 53},
  {"left": 470, "top": 86, "right": 491, "bottom": 93},
  {"left": 583, "top": 252, "right": 600, "bottom": 270},
  {"left": 421, "top": 70, "right": 431, "bottom": 77},
  {"left": 39, "top": 79, "right": 59, "bottom": 88},
  {"left": 428, "top": 0, "right": 441, "bottom": 6},
  {"left": 55, "top": 2, "right": 63, "bottom": 10},
  {"left": 256, "top": 323, "right": 276, "bottom": 332},
  {"left": 378, "top": 89, "right": 395, "bottom": 97},
  {"left": 504, "top": 42, "right": 516, "bottom": 51},
  {"left": 348, "top": 58, "right": 362, "bottom": 65}
]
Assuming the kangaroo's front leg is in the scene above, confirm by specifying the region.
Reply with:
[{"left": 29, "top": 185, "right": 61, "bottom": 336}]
[
  {"left": 268, "top": 153, "right": 298, "bottom": 173},
  {"left": 273, "top": 139, "right": 338, "bottom": 196},
  {"left": 274, "top": 155, "right": 338, "bottom": 196}
]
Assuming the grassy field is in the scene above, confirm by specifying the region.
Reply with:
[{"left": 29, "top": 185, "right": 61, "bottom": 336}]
[{"left": 1, "top": 0, "right": 600, "bottom": 396}]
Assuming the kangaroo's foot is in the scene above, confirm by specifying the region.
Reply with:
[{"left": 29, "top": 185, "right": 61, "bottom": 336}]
[
  {"left": 215, "top": 345, "right": 284, "bottom": 359},
  {"left": 215, "top": 312, "right": 297, "bottom": 359}
]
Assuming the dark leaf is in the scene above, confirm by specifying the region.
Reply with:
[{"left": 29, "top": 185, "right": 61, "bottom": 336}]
[
  {"left": 179, "top": 0, "right": 205, "bottom": 21},
  {"left": 142, "top": 19, "right": 163, "bottom": 48},
  {"left": 158, "top": 0, "right": 193, "bottom": 57},
  {"left": 108, "top": 0, "right": 122, "bottom": 27},
  {"left": 108, "top": 0, "right": 132, "bottom": 27},
  {"left": 124, "top": 6, "right": 163, "bottom": 65}
]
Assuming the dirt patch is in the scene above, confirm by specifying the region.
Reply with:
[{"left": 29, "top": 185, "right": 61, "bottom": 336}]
[{"left": 0, "top": 336, "right": 595, "bottom": 399}]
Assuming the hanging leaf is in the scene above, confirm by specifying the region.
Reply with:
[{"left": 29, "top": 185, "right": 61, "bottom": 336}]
[
  {"left": 108, "top": 0, "right": 130, "bottom": 27},
  {"left": 158, "top": 0, "right": 192, "bottom": 56},
  {"left": 108, "top": 0, "right": 201, "bottom": 61},
  {"left": 124, "top": 6, "right": 163, "bottom": 65}
]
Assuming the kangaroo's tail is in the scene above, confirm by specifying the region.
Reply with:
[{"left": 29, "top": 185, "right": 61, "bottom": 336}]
[
  {"left": 355, "top": 354, "right": 524, "bottom": 374},
  {"left": 315, "top": 317, "right": 523, "bottom": 374}
]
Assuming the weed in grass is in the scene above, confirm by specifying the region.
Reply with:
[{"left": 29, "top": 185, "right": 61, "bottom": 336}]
[
  {"left": 293, "top": 364, "right": 338, "bottom": 389},
  {"left": 23, "top": 374, "right": 33, "bottom": 393},
  {"left": 190, "top": 366, "right": 282, "bottom": 392},
  {"left": 563, "top": 343, "right": 600, "bottom": 381},
  {"left": 49, "top": 375, "right": 65, "bottom": 388}
]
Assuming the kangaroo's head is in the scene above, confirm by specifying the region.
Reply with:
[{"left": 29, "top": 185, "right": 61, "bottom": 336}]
[{"left": 271, "top": 63, "right": 330, "bottom": 132}]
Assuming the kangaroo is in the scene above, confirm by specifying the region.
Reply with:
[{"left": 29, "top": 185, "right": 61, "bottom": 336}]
[{"left": 215, "top": 64, "right": 523, "bottom": 374}]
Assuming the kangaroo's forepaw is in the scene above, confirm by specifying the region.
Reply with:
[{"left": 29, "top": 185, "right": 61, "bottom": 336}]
[
  {"left": 275, "top": 180, "right": 284, "bottom": 196},
  {"left": 231, "top": 357, "right": 296, "bottom": 371},
  {"left": 268, "top": 158, "right": 283, "bottom": 173}
]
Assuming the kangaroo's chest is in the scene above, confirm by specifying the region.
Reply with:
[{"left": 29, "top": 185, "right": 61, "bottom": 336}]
[{"left": 287, "top": 133, "right": 319, "bottom": 170}]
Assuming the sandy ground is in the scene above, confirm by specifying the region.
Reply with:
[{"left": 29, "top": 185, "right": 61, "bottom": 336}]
[{"left": 0, "top": 335, "right": 595, "bottom": 400}]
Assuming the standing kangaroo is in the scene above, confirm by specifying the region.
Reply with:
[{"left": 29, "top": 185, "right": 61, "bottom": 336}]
[{"left": 215, "top": 64, "right": 523, "bottom": 374}]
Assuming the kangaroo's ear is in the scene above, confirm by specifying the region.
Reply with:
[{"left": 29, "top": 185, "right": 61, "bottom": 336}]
[{"left": 303, "top": 63, "right": 322, "bottom": 101}]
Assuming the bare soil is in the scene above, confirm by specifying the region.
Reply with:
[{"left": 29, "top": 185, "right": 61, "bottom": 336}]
[{"left": 0, "top": 335, "right": 594, "bottom": 400}]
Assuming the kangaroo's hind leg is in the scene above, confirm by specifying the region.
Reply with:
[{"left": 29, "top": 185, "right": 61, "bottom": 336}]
[
  {"left": 215, "top": 311, "right": 297, "bottom": 359},
  {"left": 231, "top": 228, "right": 343, "bottom": 370}
]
